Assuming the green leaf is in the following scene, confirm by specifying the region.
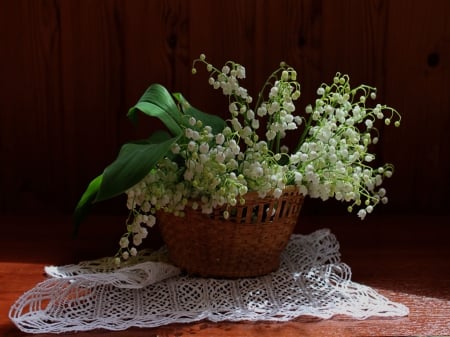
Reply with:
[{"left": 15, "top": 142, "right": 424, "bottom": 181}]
[
  {"left": 95, "top": 133, "right": 179, "bottom": 202},
  {"left": 128, "top": 84, "right": 183, "bottom": 136},
  {"left": 73, "top": 174, "right": 103, "bottom": 235},
  {"left": 129, "top": 130, "right": 172, "bottom": 145},
  {"left": 173, "top": 92, "right": 226, "bottom": 134}
]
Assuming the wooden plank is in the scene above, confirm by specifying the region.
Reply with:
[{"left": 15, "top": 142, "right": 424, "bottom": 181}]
[
  {"left": 0, "top": 0, "right": 449, "bottom": 216},
  {"left": 56, "top": 1, "right": 123, "bottom": 212},
  {"left": 0, "top": 1, "right": 62, "bottom": 212},
  {"left": 382, "top": 0, "right": 450, "bottom": 213}
]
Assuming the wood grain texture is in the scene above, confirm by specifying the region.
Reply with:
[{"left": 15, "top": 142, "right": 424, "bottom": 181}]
[
  {"left": 382, "top": 1, "right": 450, "bottom": 213},
  {"left": 1, "top": 215, "right": 449, "bottom": 336},
  {"left": 0, "top": 1, "right": 62, "bottom": 212},
  {"left": 0, "top": 0, "right": 449, "bottom": 216}
]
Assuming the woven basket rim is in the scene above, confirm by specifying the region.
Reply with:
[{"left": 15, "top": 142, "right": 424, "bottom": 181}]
[
  {"left": 185, "top": 185, "right": 302, "bottom": 208},
  {"left": 239, "top": 184, "right": 300, "bottom": 199}
]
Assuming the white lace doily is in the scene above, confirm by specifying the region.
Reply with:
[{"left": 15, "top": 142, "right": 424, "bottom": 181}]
[{"left": 9, "top": 229, "right": 409, "bottom": 334}]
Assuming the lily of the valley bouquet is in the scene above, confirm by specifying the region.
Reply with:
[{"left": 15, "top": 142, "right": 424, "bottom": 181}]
[{"left": 75, "top": 54, "right": 401, "bottom": 261}]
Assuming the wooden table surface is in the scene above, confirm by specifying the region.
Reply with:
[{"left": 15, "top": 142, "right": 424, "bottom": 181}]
[{"left": 1, "top": 214, "right": 449, "bottom": 337}]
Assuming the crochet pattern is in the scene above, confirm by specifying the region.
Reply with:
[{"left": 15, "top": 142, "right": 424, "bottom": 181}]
[{"left": 9, "top": 229, "right": 408, "bottom": 334}]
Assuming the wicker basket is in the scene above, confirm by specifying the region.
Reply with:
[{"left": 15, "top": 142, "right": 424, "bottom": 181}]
[{"left": 157, "top": 186, "right": 304, "bottom": 278}]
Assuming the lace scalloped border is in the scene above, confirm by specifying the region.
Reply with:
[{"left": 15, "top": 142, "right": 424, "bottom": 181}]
[{"left": 9, "top": 229, "right": 409, "bottom": 334}]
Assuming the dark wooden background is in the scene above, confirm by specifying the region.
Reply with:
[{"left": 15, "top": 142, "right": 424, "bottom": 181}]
[{"left": 0, "top": 0, "right": 449, "bottom": 218}]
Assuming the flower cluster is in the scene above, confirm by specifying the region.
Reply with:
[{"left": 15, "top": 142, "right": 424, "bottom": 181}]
[
  {"left": 113, "top": 54, "right": 401, "bottom": 262},
  {"left": 290, "top": 73, "right": 399, "bottom": 219}
]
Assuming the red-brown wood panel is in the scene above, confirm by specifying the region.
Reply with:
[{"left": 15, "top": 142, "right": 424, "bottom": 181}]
[
  {"left": 0, "top": 1, "right": 62, "bottom": 212},
  {"left": 383, "top": 1, "right": 450, "bottom": 213},
  {"left": 57, "top": 1, "right": 123, "bottom": 213},
  {"left": 0, "top": 0, "right": 449, "bottom": 217}
]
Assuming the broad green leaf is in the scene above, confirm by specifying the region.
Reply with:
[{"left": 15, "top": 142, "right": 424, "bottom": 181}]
[
  {"left": 173, "top": 92, "right": 226, "bottom": 134},
  {"left": 73, "top": 174, "right": 103, "bottom": 234},
  {"left": 128, "top": 84, "right": 183, "bottom": 136},
  {"left": 95, "top": 135, "right": 179, "bottom": 202},
  {"left": 128, "top": 130, "right": 172, "bottom": 145}
]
